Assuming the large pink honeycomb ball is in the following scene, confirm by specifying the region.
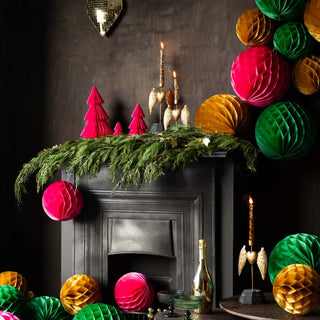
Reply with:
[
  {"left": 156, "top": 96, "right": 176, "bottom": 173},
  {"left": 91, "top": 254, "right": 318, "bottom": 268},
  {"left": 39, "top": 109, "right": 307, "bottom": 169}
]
[
  {"left": 0, "top": 311, "right": 21, "bottom": 320},
  {"left": 42, "top": 181, "right": 84, "bottom": 221},
  {"left": 231, "top": 46, "right": 290, "bottom": 107},
  {"left": 114, "top": 272, "right": 154, "bottom": 312}
]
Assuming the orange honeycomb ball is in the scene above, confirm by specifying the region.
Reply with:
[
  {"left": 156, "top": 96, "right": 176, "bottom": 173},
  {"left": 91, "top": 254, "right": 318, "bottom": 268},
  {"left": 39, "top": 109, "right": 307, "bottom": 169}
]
[
  {"left": 0, "top": 271, "right": 28, "bottom": 297},
  {"left": 60, "top": 274, "right": 102, "bottom": 315},
  {"left": 194, "top": 94, "right": 251, "bottom": 136},
  {"left": 292, "top": 55, "right": 320, "bottom": 95},
  {"left": 236, "top": 8, "right": 275, "bottom": 47},
  {"left": 304, "top": 0, "right": 320, "bottom": 42},
  {"left": 273, "top": 264, "right": 320, "bottom": 315}
]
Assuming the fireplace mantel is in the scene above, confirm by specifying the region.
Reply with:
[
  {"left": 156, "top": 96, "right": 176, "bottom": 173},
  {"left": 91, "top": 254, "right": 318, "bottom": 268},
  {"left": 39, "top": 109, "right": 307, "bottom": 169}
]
[{"left": 61, "top": 154, "right": 235, "bottom": 307}]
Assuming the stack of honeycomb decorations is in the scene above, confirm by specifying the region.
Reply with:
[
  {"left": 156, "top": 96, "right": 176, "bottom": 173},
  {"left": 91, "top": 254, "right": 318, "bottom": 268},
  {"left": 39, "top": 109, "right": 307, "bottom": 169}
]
[
  {"left": 0, "top": 286, "right": 25, "bottom": 317},
  {"left": 292, "top": 55, "right": 320, "bottom": 95},
  {"left": 0, "top": 272, "right": 28, "bottom": 299},
  {"left": 255, "top": 0, "right": 307, "bottom": 21},
  {"left": 304, "top": 0, "right": 320, "bottom": 42},
  {"left": 60, "top": 274, "right": 102, "bottom": 316},
  {"left": 194, "top": 94, "right": 251, "bottom": 136},
  {"left": 273, "top": 22, "right": 314, "bottom": 60},
  {"left": 73, "top": 303, "right": 126, "bottom": 320},
  {"left": 273, "top": 264, "right": 320, "bottom": 314},
  {"left": 255, "top": 101, "right": 316, "bottom": 160},
  {"left": 236, "top": 8, "right": 275, "bottom": 47},
  {"left": 24, "top": 296, "right": 72, "bottom": 320}
]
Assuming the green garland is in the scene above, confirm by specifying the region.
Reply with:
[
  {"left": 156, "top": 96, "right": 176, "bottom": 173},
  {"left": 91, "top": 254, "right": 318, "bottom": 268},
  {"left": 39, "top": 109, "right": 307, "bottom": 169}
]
[{"left": 14, "top": 126, "right": 259, "bottom": 206}]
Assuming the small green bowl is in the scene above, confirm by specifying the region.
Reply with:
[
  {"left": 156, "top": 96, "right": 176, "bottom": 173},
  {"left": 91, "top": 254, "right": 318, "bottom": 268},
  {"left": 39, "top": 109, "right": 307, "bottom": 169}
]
[
  {"left": 174, "top": 295, "right": 202, "bottom": 311},
  {"left": 157, "top": 290, "right": 185, "bottom": 305}
]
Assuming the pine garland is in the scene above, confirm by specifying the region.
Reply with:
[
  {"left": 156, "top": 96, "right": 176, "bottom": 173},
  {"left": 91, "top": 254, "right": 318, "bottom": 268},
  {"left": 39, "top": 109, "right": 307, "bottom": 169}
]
[{"left": 14, "top": 126, "right": 259, "bottom": 206}]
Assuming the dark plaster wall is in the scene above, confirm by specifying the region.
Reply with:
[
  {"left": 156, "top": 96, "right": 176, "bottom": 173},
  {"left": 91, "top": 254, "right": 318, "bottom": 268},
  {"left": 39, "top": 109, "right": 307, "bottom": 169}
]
[{"left": 2, "top": 0, "right": 320, "bottom": 298}]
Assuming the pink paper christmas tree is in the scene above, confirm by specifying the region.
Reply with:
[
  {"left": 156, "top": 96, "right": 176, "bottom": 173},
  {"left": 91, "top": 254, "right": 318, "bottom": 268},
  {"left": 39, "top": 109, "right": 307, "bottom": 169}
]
[
  {"left": 113, "top": 122, "right": 123, "bottom": 135},
  {"left": 128, "top": 104, "right": 148, "bottom": 135},
  {"left": 81, "top": 86, "right": 113, "bottom": 139}
]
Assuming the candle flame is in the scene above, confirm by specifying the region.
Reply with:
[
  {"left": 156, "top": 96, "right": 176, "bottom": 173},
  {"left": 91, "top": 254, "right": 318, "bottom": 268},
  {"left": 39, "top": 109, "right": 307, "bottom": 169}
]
[
  {"left": 160, "top": 42, "right": 164, "bottom": 49},
  {"left": 249, "top": 196, "right": 253, "bottom": 205},
  {"left": 173, "top": 71, "right": 177, "bottom": 78}
]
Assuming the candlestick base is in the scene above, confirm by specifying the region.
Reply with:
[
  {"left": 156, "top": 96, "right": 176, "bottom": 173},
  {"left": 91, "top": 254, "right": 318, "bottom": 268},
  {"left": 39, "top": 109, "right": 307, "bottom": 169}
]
[
  {"left": 239, "top": 289, "right": 265, "bottom": 305},
  {"left": 149, "top": 123, "right": 164, "bottom": 133}
]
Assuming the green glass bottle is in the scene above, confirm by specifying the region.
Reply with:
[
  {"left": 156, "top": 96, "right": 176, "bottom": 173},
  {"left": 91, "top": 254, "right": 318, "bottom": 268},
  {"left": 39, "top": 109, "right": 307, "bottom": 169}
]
[{"left": 191, "top": 239, "right": 213, "bottom": 313}]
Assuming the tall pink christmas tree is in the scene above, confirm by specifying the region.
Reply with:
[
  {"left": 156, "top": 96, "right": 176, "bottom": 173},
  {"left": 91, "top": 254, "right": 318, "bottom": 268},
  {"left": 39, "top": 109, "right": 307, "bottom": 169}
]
[
  {"left": 128, "top": 104, "right": 148, "bottom": 135},
  {"left": 113, "top": 122, "right": 123, "bottom": 135},
  {"left": 81, "top": 86, "right": 113, "bottom": 139}
]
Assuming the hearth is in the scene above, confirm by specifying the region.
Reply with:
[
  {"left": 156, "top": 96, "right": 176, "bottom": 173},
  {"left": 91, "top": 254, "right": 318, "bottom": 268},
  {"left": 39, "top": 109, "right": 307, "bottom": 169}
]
[{"left": 61, "top": 154, "right": 235, "bottom": 307}]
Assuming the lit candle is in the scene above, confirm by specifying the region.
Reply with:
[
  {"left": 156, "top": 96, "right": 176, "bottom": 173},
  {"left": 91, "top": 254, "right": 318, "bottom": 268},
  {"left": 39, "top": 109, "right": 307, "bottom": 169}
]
[
  {"left": 248, "top": 196, "right": 254, "bottom": 247},
  {"left": 159, "top": 42, "right": 164, "bottom": 88},
  {"left": 173, "top": 71, "right": 179, "bottom": 106},
  {"left": 96, "top": 9, "right": 106, "bottom": 36}
]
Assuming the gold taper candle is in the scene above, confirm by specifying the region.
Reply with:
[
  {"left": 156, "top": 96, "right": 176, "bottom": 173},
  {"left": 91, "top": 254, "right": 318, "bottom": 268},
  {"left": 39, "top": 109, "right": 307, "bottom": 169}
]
[
  {"left": 173, "top": 71, "right": 179, "bottom": 106},
  {"left": 248, "top": 196, "right": 254, "bottom": 247},
  {"left": 159, "top": 42, "right": 164, "bottom": 88}
]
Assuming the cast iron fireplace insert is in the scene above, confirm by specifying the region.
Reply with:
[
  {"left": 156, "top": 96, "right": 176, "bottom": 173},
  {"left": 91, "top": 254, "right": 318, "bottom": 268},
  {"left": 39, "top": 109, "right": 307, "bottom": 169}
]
[{"left": 61, "top": 153, "right": 235, "bottom": 308}]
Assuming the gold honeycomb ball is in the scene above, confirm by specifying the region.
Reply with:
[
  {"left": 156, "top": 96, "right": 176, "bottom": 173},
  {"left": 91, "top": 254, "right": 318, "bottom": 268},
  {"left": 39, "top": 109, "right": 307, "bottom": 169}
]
[
  {"left": 292, "top": 55, "right": 320, "bottom": 95},
  {"left": 236, "top": 8, "right": 276, "bottom": 47},
  {"left": 60, "top": 274, "right": 102, "bottom": 315},
  {"left": 273, "top": 264, "right": 320, "bottom": 315},
  {"left": 194, "top": 94, "right": 251, "bottom": 136},
  {"left": 304, "top": 0, "right": 320, "bottom": 42},
  {"left": 0, "top": 271, "right": 28, "bottom": 297}
]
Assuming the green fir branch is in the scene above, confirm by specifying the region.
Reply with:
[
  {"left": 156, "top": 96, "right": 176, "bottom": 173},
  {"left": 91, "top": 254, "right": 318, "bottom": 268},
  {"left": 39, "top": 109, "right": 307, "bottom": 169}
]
[{"left": 14, "top": 126, "right": 259, "bottom": 206}]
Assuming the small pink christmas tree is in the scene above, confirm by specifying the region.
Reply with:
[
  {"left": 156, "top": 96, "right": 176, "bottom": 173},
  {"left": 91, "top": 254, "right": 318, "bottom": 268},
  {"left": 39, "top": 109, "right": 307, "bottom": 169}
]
[
  {"left": 113, "top": 122, "right": 123, "bottom": 135},
  {"left": 128, "top": 104, "right": 148, "bottom": 135},
  {"left": 81, "top": 86, "right": 113, "bottom": 139}
]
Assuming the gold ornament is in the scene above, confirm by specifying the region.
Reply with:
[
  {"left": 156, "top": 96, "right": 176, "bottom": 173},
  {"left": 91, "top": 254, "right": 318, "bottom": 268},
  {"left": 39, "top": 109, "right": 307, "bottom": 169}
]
[
  {"left": 0, "top": 271, "right": 28, "bottom": 297},
  {"left": 163, "top": 106, "right": 173, "bottom": 130},
  {"left": 172, "top": 109, "right": 181, "bottom": 122},
  {"left": 157, "top": 91, "right": 165, "bottom": 103},
  {"left": 304, "top": 0, "right": 320, "bottom": 42},
  {"left": 236, "top": 8, "right": 275, "bottom": 47},
  {"left": 194, "top": 94, "right": 250, "bottom": 136},
  {"left": 166, "top": 89, "right": 174, "bottom": 108},
  {"left": 273, "top": 264, "right": 320, "bottom": 315},
  {"left": 149, "top": 88, "right": 157, "bottom": 115},
  {"left": 292, "top": 55, "right": 320, "bottom": 95},
  {"left": 60, "top": 274, "right": 102, "bottom": 315},
  {"left": 181, "top": 105, "right": 190, "bottom": 125}
]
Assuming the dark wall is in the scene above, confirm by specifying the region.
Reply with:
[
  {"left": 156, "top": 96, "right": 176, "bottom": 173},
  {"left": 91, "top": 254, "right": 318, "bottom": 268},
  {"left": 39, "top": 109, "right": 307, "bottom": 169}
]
[{"left": 2, "top": 0, "right": 320, "bottom": 298}]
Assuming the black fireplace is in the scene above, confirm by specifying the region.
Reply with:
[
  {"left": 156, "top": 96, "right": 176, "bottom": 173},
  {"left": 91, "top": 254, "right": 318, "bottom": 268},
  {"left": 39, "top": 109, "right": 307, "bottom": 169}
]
[{"left": 61, "top": 154, "right": 235, "bottom": 307}]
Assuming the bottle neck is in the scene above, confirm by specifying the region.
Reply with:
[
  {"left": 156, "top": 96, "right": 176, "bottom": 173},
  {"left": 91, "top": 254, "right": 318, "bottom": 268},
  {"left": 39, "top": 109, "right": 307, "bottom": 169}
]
[{"left": 199, "top": 245, "right": 206, "bottom": 262}]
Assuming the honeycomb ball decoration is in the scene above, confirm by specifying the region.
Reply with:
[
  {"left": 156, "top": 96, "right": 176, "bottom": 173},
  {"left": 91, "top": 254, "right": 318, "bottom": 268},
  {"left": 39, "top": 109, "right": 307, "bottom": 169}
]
[
  {"left": 236, "top": 8, "right": 275, "bottom": 47},
  {"left": 255, "top": 101, "right": 316, "bottom": 160},
  {"left": 273, "top": 264, "right": 320, "bottom": 315},
  {"left": 268, "top": 233, "right": 320, "bottom": 284},
  {"left": 231, "top": 46, "right": 290, "bottom": 107},
  {"left": 273, "top": 22, "right": 314, "bottom": 60},
  {"left": 194, "top": 94, "right": 251, "bottom": 136},
  {"left": 73, "top": 303, "right": 126, "bottom": 320},
  {"left": 0, "top": 285, "right": 25, "bottom": 316},
  {"left": 304, "top": 0, "right": 320, "bottom": 42},
  {"left": 0, "top": 272, "right": 28, "bottom": 297},
  {"left": 42, "top": 181, "right": 84, "bottom": 221},
  {"left": 0, "top": 311, "right": 21, "bottom": 320},
  {"left": 292, "top": 55, "right": 320, "bottom": 95},
  {"left": 114, "top": 272, "right": 154, "bottom": 312},
  {"left": 24, "top": 296, "right": 72, "bottom": 320},
  {"left": 255, "top": 0, "right": 307, "bottom": 21},
  {"left": 60, "top": 274, "right": 102, "bottom": 316}
]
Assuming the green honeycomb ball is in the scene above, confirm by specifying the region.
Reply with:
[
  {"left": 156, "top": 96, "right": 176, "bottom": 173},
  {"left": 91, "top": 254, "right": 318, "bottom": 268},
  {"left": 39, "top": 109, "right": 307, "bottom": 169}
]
[
  {"left": 255, "top": 0, "right": 306, "bottom": 21},
  {"left": 269, "top": 233, "right": 320, "bottom": 284},
  {"left": 0, "top": 285, "right": 25, "bottom": 316},
  {"left": 24, "top": 296, "right": 72, "bottom": 320},
  {"left": 273, "top": 22, "right": 314, "bottom": 60},
  {"left": 73, "top": 303, "right": 126, "bottom": 320},
  {"left": 255, "top": 101, "right": 316, "bottom": 160}
]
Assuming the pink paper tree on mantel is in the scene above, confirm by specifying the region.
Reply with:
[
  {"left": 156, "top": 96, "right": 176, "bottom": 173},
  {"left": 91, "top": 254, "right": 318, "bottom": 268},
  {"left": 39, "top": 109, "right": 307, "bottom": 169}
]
[
  {"left": 81, "top": 86, "right": 113, "bottom": 139},
  {"left": 113, "top": 122, "right": 123, "bottom": 135},
  {"left": 128, "top": 104, "right": 148, "bottom": 135}
]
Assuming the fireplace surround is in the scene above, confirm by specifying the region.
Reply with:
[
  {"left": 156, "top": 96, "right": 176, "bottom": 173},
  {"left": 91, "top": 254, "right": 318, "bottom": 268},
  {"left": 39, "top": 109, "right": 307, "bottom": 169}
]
[{"left": 61, "top": 153, "right": 235, "bottom": 307}]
